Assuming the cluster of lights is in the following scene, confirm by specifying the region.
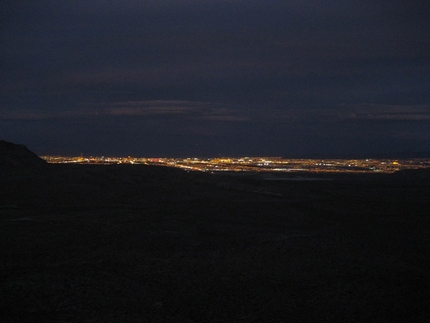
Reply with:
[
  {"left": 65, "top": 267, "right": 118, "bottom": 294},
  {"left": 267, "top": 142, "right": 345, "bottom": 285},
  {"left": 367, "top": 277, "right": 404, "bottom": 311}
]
[{"left": 41, "top": 156, "right": 430, "bottom": 174}]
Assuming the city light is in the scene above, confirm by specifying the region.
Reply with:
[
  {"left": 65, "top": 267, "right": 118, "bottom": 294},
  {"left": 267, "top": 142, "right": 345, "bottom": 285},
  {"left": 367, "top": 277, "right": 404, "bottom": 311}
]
[{"left": 40, "top": 156, "right": 430, "bottom": 174}]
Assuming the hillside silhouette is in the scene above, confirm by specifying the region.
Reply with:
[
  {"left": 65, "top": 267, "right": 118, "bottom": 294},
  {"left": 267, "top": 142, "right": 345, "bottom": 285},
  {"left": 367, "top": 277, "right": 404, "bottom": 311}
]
[{"left": 0, "top": 140, "right": 46, "bottom": 178}]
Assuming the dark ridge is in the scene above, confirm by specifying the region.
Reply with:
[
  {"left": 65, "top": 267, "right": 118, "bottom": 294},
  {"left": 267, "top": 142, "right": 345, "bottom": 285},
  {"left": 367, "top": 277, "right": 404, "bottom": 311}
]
[
  {"left": 370, "top": 151, "right": 430, "bottom": 159},
  {"left": 283, "top": 151, "right": 430, "bottom": 159},
  {"left": 0, "top": 140, "right": 47, "bottom": 177}
]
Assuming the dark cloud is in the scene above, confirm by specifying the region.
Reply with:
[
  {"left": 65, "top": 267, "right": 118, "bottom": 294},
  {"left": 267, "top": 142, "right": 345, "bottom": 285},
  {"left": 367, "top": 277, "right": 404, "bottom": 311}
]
[{"left": 1, "top": 0, "right": 429, "bottom": 156}]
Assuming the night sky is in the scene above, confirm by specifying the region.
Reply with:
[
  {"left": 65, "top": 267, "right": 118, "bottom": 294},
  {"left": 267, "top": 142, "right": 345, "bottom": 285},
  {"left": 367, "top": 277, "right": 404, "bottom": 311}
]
[{"left": 1, "top": 1, "right": 429, "bottom": 157}]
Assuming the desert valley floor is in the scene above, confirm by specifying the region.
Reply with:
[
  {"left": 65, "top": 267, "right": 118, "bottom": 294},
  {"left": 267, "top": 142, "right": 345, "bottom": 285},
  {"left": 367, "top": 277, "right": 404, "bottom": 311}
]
[{"left": 1, "top": 159, "right": 430, "bottom": 322}]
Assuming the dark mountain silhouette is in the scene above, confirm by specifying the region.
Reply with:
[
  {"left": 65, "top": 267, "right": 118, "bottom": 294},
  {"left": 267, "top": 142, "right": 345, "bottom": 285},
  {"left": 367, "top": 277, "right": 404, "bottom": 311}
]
[
  {"left": 0, "top": 140, "right": 46, "bottom": 177},
  {"left": 285, "top": 150, "right": 430, "bottom": 159},
  {"left": 366, "top": 151, "right": 430, "bottom": 159}
]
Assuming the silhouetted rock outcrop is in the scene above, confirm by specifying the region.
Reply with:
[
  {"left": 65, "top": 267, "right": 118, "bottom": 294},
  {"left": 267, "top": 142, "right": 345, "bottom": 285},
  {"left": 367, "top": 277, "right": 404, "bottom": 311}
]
[{"left": 0, "top": 140, "right": 46, "bottom": 177}]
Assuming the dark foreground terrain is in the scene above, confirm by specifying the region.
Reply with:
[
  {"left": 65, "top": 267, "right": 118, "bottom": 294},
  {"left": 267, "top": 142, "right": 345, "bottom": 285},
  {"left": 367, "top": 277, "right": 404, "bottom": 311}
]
[{"left": 1, "top": 160, "right": 430, "bottom": 322}]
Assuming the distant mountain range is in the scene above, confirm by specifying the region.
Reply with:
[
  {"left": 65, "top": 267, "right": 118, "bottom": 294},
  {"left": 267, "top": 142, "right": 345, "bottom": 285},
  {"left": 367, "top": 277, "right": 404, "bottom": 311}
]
[
  {"left": 285, "top": 151, "right": 430, "bottom": 159},
  {"left": 368, "top": 151, "right": 430, "bottom": 159}
]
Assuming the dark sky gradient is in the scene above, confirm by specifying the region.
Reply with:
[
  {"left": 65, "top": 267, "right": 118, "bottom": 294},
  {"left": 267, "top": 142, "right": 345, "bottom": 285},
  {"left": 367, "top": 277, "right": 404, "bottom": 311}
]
[{"left": 1, "top": 0, "right": 430, "bottom": 157}]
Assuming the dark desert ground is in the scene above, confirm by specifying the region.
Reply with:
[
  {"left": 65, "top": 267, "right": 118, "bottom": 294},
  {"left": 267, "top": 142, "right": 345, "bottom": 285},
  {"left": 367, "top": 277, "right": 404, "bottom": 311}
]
[{"left": 1, "top": 141, "right": 430, "bottom": 322}]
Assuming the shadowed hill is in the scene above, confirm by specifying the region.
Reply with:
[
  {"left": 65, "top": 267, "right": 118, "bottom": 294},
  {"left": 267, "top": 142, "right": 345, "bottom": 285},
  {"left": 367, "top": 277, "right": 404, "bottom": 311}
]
[{"left": 0, "top": 140, "right": 47, "bottom": 177}]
